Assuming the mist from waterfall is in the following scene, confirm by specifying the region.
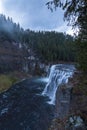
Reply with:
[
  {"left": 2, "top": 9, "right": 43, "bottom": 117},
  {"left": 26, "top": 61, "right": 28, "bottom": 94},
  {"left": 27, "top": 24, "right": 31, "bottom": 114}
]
[{"left": 42, "top": 64, "right": 75, "bottom": 105}]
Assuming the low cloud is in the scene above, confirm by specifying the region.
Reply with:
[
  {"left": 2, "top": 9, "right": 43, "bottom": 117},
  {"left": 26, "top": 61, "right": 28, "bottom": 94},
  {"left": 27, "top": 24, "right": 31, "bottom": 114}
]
[
  {"left": 0, "top": 0, "right": 73, "bottom": 35},
  {"left": 53, "top": 23, "right": 74, "bottom": 35}
]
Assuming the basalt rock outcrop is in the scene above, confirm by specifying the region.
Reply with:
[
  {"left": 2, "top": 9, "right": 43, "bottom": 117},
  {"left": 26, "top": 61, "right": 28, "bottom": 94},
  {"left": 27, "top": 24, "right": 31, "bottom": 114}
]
[
  {"left": 0, "top": 40, "right": 42, "bottom": 74},
  {"left": 49, "top": 78, "right": 87, "bottom": 130},
  {"left": 0, "top": 40, "right": 48, "bottom": 75},
  {"left": 0, "top": 40, "right": 28, "bottom": 72}
]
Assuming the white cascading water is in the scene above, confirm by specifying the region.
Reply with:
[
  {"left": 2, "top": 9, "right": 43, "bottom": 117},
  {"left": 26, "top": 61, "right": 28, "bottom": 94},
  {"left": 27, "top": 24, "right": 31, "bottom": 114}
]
[{"left": 42, "top": 64, "right": 75, "bottom": 105}]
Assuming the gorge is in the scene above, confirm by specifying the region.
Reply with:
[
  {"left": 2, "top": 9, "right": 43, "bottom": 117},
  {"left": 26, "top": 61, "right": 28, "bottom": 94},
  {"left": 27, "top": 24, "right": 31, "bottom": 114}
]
[{"left": 0, "top": 64, "right": 76, "bottom": 130}]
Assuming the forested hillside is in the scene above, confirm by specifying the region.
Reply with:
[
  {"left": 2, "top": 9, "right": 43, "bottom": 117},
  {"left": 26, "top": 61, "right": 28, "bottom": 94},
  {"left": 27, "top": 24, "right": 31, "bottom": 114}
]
[
  {"left": 24, "top": 30, "right": 75, "bottom": 62},
  {"left": 0, "top": 14, "right": 75, "bottom": 64},
  {"left": 0, "top": 14, "right": 24, "bottom": 42}
]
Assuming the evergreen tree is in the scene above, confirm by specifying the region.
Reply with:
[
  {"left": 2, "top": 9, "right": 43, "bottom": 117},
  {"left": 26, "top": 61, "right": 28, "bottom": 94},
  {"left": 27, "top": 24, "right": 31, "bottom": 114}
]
[{"left": 46, "top": 0, "right": 87, "bottom": 72}]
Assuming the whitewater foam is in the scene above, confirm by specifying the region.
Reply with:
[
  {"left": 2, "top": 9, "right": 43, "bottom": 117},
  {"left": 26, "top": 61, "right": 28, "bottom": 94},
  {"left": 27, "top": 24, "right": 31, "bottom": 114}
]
[{"left": 42, "top": 64, "right": 75, "bottom": 105}]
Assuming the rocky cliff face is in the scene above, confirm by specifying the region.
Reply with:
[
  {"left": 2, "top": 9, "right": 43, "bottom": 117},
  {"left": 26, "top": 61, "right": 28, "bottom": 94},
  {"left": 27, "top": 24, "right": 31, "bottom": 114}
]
[
  {"left": 55, "top": 84, "right": 71, "bottom": 119},
  {"left": 49, "top": 76, "right": 87, "bottom": 130},
  {"left": 0, "top": 40, "right": 29, "bottom": 73},
  {"left": 0, "top": 40, "right": 48, "bottom": 75}
]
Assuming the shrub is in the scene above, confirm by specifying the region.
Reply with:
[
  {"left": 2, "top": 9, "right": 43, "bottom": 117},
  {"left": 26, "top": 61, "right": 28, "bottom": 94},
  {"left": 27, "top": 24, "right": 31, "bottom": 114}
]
[{"left": 0, "top": 75, "right": 12, "bottom": 93}]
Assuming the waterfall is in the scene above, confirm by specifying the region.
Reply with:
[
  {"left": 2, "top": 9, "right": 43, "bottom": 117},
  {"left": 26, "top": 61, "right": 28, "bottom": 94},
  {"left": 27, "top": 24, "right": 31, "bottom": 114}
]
[{"left": 42, "top": 64, "right": 75, "bottom": 105}]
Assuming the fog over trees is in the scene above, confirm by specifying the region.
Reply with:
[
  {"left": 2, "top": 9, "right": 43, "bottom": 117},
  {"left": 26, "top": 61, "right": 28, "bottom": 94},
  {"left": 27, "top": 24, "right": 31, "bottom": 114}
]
[{"left": 0, "top": 14, "right": 75, "bottom": 63}]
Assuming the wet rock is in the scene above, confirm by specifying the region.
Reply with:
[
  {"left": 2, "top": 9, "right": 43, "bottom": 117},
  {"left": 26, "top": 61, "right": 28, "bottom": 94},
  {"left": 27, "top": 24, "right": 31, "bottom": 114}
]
[
  {"left": 55, "top": 84, "right": 71, "bottom": 118},
  {"left": 66, "top": 116, "right": 86, "bottom": 130}
]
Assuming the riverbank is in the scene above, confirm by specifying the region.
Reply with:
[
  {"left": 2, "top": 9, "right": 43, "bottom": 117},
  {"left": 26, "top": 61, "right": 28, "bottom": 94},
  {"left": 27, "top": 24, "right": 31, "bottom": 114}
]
[
  {"left": 0, "top": 62, "right": 76, "bottom": 94},
  {"left": 0, "top": 64, "right": 87, "bottom": 130},
  {"left": 0, "top": 71, "right": 32, "bottom": 93},
  {"left": 0, "top": 76, "right": 54, "bottom": 130},
  {"left": 49, "top": 72, "right": 87, "bottom": 130}
]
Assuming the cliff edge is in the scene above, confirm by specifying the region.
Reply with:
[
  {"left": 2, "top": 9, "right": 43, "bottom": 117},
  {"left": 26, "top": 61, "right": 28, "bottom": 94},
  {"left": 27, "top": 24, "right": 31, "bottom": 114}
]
[{"left": 49, "top": 72, "right": 87, "bottom": 130}]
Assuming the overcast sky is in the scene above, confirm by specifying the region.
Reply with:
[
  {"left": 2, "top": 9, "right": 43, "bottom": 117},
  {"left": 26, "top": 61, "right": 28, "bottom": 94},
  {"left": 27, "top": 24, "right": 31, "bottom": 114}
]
[{"left": 0, "top": 0, "right": 74, "bottom": 35}]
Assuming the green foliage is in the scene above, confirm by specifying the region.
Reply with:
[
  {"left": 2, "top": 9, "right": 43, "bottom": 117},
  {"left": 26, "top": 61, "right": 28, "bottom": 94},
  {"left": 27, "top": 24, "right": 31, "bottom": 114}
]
[
  {"left": 0, "top": 14, "right": 76, "bottom": 63},
  {"left": 9, "top": 76, "right": 18, "bottom": 84},
  {"left": 25, "top": 30, "right": 75, "bottom": 62},
  {"left": 46, "top": 0, "right": 87, "bottom": 27},
  {"left": 0, "top": 75, "right": 12, "bottom": 93},
  {"left": 76, "top": 41, "right": 87, "bottom": 72},
  {"left": 47, "top": 0, "right": 87, "bottom": 71},
  {"left": 0, "top": 74, "right": 19, "bottom": 93}
]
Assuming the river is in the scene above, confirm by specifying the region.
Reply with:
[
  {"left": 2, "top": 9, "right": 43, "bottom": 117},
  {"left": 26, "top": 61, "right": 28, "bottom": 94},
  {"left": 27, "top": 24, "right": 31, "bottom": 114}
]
[{"left": 0, "top": 64, "right": 75, "bottom": 130}]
